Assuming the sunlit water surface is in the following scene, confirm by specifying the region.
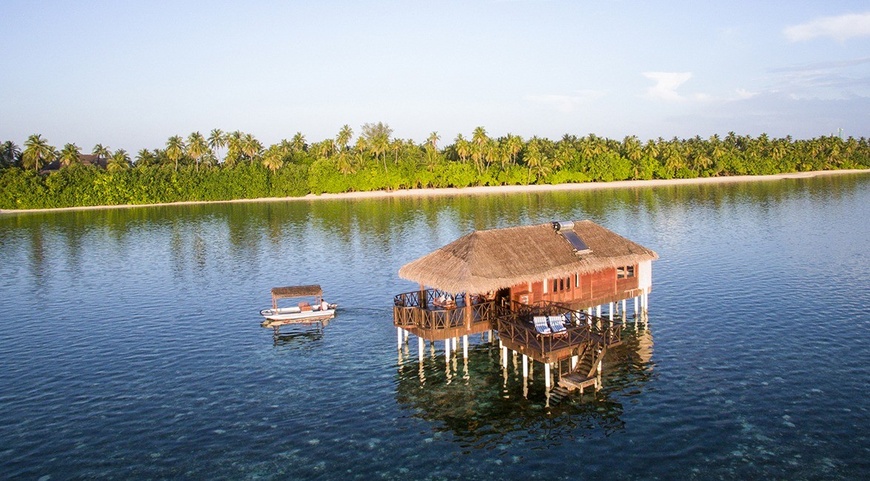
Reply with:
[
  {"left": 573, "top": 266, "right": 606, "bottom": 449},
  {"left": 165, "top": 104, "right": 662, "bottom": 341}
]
[{"left": 1, "top": 174, "right": 868, "bottom": 480}]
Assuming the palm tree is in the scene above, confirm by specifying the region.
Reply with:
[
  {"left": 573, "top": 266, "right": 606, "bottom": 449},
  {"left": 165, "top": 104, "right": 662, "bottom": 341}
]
[
  {"left": 135, "top": 148, "right": 157, "bottom": 167},
  {"left": 361, "top": 122, "right": 392, "bottom": 171},
  {"left": 224, "top": 131, "right": 243, "bottom": 166},
  {"left": 524, "top": 138, "right": 549, "bottom": 184},
  {"left": 470, "top": 126, "right": 490, "bottom": 173},
  {"left": 0, "top": 141, "right": 21, "bottom": 167},
  {"left": 425, "top": 131, "right": 440, "bottom": 171},
  {"left": 261, "top": 145, "right": 284, "bottom": 172},
  {"left": 336, "top": 124, "right": 353, "bottom": 152},
  {"left": 454, "top": 134, "right": 470, "bottom": 163},
  {"left": 241, "top": 133, "right": 262, "bottom": 161},
  {"left": 504, "top": 134, "right": 523, "bottom": 166},
  {"left": 59, "top": 143, "right": 82, "bottom": 168},
  {"left": 354, "top": 136, "right": 368, "bottom": 168},
  {"left": 208, "top": 128, "right": 226, "bottom": 164},
  {"left": 22, "top": 134, "right": 55, "bottom": 171},
  {"left": 108, "top": 149, "right": 131, "bottom": 172},
  {"left": 290, "top": 132, "right": 307, "bottom": 153},
  {"left": 165, "top": 135, "right": 185, "bottom": 171},
  {"left": 92, "top": 143, "right": 111, "bottom": 164},
  {"left": 187, "top": 131, "right": 208, "bottom": 171}
]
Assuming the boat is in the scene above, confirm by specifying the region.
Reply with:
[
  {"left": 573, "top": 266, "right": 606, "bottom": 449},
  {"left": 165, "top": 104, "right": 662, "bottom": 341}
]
[{"left": 259, "top": 285, "right": 337, "bottom": 327}]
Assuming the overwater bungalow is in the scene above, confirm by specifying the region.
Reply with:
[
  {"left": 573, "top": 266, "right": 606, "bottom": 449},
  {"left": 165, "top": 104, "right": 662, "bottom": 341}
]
[{"left": 393, "top": 220, "right": 658, "bottom": 391}]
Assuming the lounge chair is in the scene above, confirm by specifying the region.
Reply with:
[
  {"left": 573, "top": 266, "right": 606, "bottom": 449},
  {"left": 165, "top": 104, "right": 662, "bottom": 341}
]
[
  {"left": 547, "top": 314, "right": 568, "bottom": 335},
  {"left": 533, "top": 316, "right": 552, "bottom": 336}
]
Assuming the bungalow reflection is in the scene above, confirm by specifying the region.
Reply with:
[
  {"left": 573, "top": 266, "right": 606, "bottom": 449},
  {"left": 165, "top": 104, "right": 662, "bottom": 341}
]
[{"left": 394, "top": 323, "right": 654, "bottom": 447}]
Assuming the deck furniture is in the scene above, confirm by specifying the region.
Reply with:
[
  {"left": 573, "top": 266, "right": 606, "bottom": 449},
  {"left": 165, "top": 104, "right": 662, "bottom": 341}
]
[
  {"left": 547, "top": 314, "right": 568, "bottom": 335},
  {"left": 533, "top": 316, "right": 552, "bottom": 336}
]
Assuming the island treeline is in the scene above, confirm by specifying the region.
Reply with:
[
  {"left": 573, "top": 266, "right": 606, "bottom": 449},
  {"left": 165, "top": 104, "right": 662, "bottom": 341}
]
[{"left": 1, "top": 124, "right": 868, "bottom": 209}]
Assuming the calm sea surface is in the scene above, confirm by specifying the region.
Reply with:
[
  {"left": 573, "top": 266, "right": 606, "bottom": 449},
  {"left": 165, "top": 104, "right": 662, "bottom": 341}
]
[{"left": 1, "top": 174, "right": 868, "bottom": 480}]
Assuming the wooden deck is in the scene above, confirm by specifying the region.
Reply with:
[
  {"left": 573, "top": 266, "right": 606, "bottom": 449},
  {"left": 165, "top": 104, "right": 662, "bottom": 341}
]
[{"left": 393, "top": 289, "right": 497, "bottom": 341}]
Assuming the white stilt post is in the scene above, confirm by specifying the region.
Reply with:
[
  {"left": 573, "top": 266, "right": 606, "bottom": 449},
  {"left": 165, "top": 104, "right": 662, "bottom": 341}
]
[
  {"left": 609, "top": 302, "right": 614, "bottom": 321},
  {"left": 571, "top": 355, "right": 578, "bottom": 370},
  {"left": 544, "top": 363, "right": 551, "bottom": 389},
  {"left": 418, "top": 337, "right": 424, "bottom": 362},
  {"left": 462, "top": 335, "right": 468, "bottom": 358},
  {"left": 397, "top": 328, "right": 403, "bottom": 351},
  {"left": 445, "top": 339, "right": 451, "bottom": 363},
  {"left": 622, "top": 299, "right": 627, "bottom": 316},
  {"left": 522, "top": 354, "right": 528, "bottom": 378},
  {"left": 595, "top": 305, "right": 601, "bottom": 317},
  {"left": 634, "top": 296, "right": 639, "bottom": 316},
  {"left": 404, "top": 329, "right": 409, "bottom": 342},
  {"left": 501, "top": 345, "right": 508, "bottom": 368}
]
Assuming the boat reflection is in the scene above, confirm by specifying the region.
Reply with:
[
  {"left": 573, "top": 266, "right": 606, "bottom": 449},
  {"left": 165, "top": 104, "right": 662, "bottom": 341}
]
[
  {"left": 394, "top": 323, "right": 654, "bottom": 448},
  {"left": 267, "top": 319, "right": 331, "bottom": 348}
]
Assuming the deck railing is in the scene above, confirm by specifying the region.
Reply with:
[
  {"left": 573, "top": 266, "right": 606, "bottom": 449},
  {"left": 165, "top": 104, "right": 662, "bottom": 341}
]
[
  {"left": 393, "top": 292, "right": 622, "bottom": 347},
  {"left": 496, "top": 308, "right": 591, "bottom": 358},
  {"left": 393, "top": 289, "right": 496, "bottom": 331}
]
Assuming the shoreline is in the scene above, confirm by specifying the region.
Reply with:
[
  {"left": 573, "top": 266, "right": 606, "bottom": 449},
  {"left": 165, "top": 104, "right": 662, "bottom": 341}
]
[{"left": 2, "top": 169, "right": 867, "bottom": 215}]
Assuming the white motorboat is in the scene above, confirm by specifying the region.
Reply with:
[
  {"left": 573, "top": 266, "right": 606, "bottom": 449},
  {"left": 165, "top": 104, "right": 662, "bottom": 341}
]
[{"left": 259, "top": 285, "right": 337, "bottom": 326}]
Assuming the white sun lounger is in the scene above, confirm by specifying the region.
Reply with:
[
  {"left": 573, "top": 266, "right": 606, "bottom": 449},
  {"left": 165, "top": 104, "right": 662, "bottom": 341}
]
[
  {"left": 547, "top": 314, "right": 568, "bottom": 334},
  {"left": 533, "top": 316, "right": 552, "bottom": 335}
]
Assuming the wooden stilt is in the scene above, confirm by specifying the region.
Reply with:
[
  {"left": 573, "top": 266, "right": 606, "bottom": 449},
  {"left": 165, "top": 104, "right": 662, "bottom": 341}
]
[
  {"left": 544, "top": 363, "right": 551, "bottom": 389},
  {"left": 523, "top": 354, "right": 529, "bottom": 378},
  {"left": 501, "top": 346, "right": 508, "bottom": 368},
  {"left": 609, "top": 302, "right": 614, "bottom": 321},
  {"left": 418, "top": 337, "right": 424, "bottom": 362},
  {"left": 596, "top": 305, "right": 601, "bottom": 317},
  {"left": 445, "top": 339, "right": 451, "bottom": 363},
  {"left": 462, "top": 334, "right": 468, "bottom": 358},
  {"left": 397, "top": 328, "right": 403, "bottom": 351}
]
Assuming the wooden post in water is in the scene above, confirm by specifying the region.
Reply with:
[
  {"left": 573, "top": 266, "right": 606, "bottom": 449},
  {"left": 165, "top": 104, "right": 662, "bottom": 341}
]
[
  {"left": 596, "top": 305, "right": 601, "bottom": 317},
  {"left": 462, "top": 334, "right": 469, "bottom": 359},
  {"left": 397, "top": 328, "right": 403, "bottom": 351},
  {"left": 544, "top": 363, "right": 551, "bottom": 389},
  {"left": 501, "top": 345, "right": 508, "bottom": 368},
  {"left": 522, "top": 354, "right": 529, "bottom": 378},
  {"left": 609, "top": 302, "right": 614, "bottom": 321},
  {"left": 418, "top": 337, "right": 424, "bottom": 363},
  {"left": 445, "top": 338, "right": 451, "bottom": 363}
]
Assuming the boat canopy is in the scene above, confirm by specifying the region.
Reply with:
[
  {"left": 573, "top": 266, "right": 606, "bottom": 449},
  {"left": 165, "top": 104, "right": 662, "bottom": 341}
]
[{"left": 270, "top": 285, "right": 323, "bottom": 308}]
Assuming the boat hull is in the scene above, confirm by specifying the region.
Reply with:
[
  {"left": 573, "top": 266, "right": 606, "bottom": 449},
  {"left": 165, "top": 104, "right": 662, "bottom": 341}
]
[{"left": 259, "top": 307, "right": 336, "bottom": 322}]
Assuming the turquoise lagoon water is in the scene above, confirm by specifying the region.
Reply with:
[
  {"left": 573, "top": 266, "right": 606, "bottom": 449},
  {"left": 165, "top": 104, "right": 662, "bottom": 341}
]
[{"left": 1, "top": 174, "right": 868, "bottom": 479}]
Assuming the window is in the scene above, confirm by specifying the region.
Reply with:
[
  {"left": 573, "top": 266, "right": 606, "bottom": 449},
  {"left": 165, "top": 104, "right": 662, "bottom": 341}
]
[{"left": 617, "top": 265, "right": 636, "bottom": 279}]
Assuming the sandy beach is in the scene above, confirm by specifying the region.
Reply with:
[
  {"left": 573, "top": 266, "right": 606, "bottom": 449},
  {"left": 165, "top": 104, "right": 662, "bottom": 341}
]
[{"left": 2, "top": 168, "right": 867, "bottom": 215}]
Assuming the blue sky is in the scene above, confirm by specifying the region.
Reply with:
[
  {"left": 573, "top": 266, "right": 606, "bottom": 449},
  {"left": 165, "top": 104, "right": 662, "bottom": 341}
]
[{"left": 2, "top": 1, "right": 868, "bottom": 154}]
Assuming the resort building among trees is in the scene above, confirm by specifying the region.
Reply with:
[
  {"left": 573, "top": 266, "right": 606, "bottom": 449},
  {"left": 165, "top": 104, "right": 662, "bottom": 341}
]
[{"left": 393, "top": 220, "right": 658, "bottom": 392}]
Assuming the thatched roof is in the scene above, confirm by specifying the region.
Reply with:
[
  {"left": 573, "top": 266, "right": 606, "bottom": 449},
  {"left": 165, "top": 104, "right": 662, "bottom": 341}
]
[
  {"left": 271, "top": 285, "right": 323, "bottom": 299},
  {"left": 398, "top": 220, "right": 658, "bottom": 293}
]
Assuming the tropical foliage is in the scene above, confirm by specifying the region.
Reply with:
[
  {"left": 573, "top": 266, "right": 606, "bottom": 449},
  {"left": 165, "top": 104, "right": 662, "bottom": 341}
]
[{"left": 1, "top": 127, "right": 867, "bottom": 210}]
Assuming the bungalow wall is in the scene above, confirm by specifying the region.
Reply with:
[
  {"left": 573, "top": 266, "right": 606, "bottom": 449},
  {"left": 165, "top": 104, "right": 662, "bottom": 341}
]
[{"left": 509, "top": 263, "right": 641, "bottom": 310}]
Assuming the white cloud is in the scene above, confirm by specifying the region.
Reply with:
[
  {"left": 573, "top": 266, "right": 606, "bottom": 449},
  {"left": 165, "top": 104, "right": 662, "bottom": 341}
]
[
  {"left": 784, "top": 12, "right": 870, "bottom": 42},
  {"left": 643, "top": 72, "right": 692, "bottom": 101},
  {"left": 526, "top": 90, "right": 606, "bottom": 112},
  {"left": 734, "top": 88, "right": 758, "bottom": 100}
]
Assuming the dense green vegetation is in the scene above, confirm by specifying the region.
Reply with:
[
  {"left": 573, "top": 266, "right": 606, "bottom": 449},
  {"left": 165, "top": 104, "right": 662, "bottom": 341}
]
[{"left": 1, "top": 125, "right": 868, "bottom": 210}]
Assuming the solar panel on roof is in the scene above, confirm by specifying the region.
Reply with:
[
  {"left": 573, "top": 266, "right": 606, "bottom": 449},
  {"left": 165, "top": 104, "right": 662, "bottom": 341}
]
[{"left": 560, "top": 229, "right": 592, "bottom": 255}]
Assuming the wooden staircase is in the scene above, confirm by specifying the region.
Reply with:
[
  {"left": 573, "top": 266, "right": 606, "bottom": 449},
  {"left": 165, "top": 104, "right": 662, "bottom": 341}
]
[{"left": 557, "top": 335, "right": 607, "bottom": 394}]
